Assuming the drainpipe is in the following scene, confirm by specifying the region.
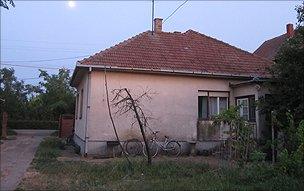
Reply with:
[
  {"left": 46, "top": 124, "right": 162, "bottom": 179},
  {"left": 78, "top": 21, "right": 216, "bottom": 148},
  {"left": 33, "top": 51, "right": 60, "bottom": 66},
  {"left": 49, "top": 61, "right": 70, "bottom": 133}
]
[{"left": 84, "top": 67, "right": 92, "bottom": 156}]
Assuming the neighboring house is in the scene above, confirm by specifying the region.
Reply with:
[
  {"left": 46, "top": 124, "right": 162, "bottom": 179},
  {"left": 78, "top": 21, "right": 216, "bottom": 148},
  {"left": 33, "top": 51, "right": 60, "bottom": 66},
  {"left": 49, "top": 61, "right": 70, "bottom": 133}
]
[
  {"left": 70, "top": 18, "right": 273, "bottom": 156},
  {"left": 254, "top": 23, "right": 295, "bottom": 60}
]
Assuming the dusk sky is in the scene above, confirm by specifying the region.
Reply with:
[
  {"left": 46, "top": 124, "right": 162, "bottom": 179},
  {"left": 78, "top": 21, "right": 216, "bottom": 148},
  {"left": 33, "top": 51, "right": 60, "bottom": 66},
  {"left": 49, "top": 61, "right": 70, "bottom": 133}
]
[{"left": 0, "top": 1, "right": 301, "bottom": 84}]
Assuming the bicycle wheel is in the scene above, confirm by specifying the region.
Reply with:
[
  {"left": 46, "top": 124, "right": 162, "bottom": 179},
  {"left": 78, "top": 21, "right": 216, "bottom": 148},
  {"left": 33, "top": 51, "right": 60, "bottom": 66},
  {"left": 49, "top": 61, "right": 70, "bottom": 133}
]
[
  {"left": 125, "top": 139, "right": 143, "bottom": 157},
  {"left": 166, "top": 141, "right": 181, "bottom": 157},
  {"left": 143, "top": 141, "right": 158, "bottom": 158}
]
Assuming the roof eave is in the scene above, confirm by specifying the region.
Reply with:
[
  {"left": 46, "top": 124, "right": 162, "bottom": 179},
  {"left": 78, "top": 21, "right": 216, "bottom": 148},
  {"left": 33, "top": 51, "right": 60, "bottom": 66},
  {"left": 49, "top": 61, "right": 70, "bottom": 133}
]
[{"left": 75, "top": 63, "right": 269, "bottom": 80}]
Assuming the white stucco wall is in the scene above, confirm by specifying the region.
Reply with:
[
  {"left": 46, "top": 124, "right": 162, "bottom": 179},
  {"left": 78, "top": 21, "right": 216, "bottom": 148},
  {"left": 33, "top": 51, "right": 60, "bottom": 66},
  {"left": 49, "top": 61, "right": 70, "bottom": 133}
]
[
  {"left": 74, "top": 72, "right": 88, "bottom": 146},
  {"left": 73, "top": 70, "right": 269, "bottom": 155},
  {"left": 87, "top": 71, "right": 237, "bottom": 142}
]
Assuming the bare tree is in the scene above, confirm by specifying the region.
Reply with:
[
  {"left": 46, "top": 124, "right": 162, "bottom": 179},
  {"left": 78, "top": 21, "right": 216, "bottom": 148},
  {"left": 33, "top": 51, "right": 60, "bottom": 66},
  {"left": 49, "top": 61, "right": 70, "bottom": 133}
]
[
  {"left": 104, "top": 70, "right": 154, "bottom": 165},
  {"left": 111, "top": 87, "right": 154, "bottom": 165},
  {"left": 104, "top": 70, "right": 131, "bottom": 165}
]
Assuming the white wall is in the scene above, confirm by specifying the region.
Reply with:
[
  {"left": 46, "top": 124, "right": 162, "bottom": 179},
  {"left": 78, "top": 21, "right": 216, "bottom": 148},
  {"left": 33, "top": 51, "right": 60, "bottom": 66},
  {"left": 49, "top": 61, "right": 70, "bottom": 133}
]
[
  {"left": 74, "top": 72, "right": 88, "bottom": 142},
  {"left": 87, "top": 71, "right": 239, "bottom": 143}
]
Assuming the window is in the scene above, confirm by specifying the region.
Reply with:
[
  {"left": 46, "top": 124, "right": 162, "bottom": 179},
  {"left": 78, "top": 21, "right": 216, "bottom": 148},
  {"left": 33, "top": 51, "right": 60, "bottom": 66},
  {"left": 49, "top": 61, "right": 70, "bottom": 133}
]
[
  {"left": 198, "top": 96, "right": 208, "bottom": 119},
  {"left": 236, "top": 96, "right": 256, "bottom": 122},
  {"left": 79, "top": 89, "right": 84, "bottom": 119},
  {"left": 198, "top": 94, "right": 228, "bottom": 119},
  {"left": 237, "top": 98, "right": 249, "bottom": 120},
  {"left": 249, "top": 97, "right": 256, "bottom": 122}
]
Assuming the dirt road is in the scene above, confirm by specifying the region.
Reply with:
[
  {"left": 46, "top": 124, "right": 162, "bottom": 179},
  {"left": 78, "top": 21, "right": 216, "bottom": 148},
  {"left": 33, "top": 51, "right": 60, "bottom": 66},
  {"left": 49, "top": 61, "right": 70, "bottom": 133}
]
[{"left": 0, "top": 130, "right": 55, "bottom": 191}]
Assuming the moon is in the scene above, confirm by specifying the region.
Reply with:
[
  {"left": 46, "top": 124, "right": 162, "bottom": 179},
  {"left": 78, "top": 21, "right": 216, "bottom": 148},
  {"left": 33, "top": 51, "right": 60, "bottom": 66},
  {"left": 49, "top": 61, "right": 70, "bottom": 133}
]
[{"left": 68, "top": 1, "right": 76, "bottom": 8}]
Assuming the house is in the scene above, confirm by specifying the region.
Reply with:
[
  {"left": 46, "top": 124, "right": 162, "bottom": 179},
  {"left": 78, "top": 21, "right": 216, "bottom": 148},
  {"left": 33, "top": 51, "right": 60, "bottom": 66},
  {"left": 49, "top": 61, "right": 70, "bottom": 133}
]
[
  {"left": 70, "top": 18, "right": 273, "bottom": 156},
  {"left": 254, "top": 23, "right": 295, "bottom": 60}
]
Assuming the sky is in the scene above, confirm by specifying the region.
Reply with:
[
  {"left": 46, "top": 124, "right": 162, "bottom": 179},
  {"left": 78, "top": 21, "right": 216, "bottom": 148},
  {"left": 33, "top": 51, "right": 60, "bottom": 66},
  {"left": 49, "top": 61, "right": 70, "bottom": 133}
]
[{"left": 0, "top": 0, "right": 301, "bottom": 84}]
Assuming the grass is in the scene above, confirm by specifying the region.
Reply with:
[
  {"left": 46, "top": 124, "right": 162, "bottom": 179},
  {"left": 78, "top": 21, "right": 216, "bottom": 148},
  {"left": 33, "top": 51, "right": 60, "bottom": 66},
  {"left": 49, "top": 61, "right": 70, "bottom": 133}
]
[{"left": 18, "top": 137, "right": 304, "bottom": 190}]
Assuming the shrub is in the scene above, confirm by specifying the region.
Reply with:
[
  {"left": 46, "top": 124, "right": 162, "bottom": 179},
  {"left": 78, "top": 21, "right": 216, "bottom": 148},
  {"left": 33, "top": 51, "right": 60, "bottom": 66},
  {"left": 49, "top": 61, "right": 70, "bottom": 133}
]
[
  {"left": 7, "top": 120, "right": 59, "bottom": 130},
  {"left": 249, "top": 150, "right": 266, "bottom": 163},
  {"left": 277, "top": 149, "right": 304, "bottom": 176}
]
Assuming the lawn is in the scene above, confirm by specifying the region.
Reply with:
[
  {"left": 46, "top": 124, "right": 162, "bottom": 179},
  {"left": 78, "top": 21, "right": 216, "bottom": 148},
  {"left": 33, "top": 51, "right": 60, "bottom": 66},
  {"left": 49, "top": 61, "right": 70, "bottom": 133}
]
[{"left": 18, "top": 137, "right": 304, "bottom": 190}]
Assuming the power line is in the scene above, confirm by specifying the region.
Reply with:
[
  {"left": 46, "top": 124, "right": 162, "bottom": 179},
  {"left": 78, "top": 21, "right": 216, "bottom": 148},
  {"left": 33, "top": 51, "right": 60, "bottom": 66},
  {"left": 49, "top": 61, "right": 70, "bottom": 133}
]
[
  {"left": 2, "top": 47, "right": 93, "bottom": 53},
  {"left": 1, "top": 38, "right": 103, "bottom": 46},
  {"left": 2, "top": 45, "right": 95, "bottom": 52},
  {"left": 2, "top": 63, "right": 74, "bottom": 71},
  {"left": 163, "top": 0, "right": 189, "bottom": 24},
  {"left": 0, "top": 55, "right": 90, "bottom": 63}
]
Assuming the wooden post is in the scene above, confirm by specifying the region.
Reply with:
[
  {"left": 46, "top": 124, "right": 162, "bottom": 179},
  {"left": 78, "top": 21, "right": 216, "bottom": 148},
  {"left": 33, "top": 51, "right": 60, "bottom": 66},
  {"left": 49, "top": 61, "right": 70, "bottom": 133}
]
[{"left": 1, "top": 112, "right": 8, "bottom": 139}]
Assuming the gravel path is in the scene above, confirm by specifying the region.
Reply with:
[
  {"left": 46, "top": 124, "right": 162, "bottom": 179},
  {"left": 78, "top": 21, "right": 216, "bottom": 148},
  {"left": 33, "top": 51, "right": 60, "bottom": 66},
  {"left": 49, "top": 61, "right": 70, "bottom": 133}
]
[{"left": 0, "top": 130, "right": 55, "bottom": 191}]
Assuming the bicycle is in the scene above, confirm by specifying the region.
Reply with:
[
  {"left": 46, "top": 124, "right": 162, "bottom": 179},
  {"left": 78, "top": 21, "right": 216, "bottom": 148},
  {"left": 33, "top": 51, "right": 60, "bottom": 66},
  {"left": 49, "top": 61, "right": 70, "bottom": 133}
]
[
  {"left": 143, "top": 131, "right": 181, "bottom": 157},
  {"left": 124, "top": 138, "right": 143, "bottom": 157},
  {"left": 124, "top": 131, "right": 181, "bottom": 157}
]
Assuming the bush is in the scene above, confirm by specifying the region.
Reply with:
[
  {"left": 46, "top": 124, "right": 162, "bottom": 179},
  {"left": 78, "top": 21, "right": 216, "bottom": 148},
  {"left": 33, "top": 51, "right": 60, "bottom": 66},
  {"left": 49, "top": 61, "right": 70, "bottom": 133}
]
[
  {"left": 277, "top": 149, "right": 304, "bottom": 176},
  {"left": 7, "top": 120, "right": 59, "bottom": 130},
  {"left": 249, "top": 150, "right": 266, "bottom": 163}
]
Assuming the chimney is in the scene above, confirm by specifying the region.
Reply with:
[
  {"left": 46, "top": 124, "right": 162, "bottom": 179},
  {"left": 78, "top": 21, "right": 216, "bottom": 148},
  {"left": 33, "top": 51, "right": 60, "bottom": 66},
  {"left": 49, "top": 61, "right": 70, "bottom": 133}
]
[
  {"left": 286, "top": 23, "right": 294, "bottom": 38},
  {"left": 153, "top": 18, "right": 163, "bottom": 33}
]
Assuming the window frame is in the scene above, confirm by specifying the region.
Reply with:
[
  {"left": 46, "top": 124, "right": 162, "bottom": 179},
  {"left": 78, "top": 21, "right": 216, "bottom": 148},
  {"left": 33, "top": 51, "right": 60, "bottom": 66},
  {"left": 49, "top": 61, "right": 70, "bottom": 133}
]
[
  {"left": 198, "top": 90, "right": 230, "bottom": 120},
  {"left": 235, "top": 95, "right": 256, "bottom": 122}
]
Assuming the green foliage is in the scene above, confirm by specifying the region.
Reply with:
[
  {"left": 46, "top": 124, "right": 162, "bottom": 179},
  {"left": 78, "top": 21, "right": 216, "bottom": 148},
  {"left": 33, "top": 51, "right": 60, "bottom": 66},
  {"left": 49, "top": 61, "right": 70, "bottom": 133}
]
[
  {"left": 276, "top": 120, "right": 304, "bottom": 176},
  {"left": 0, "top": 67, "right": 75, "bottom": 122},
  {"left": 296, "top": 1, "right": 304, "bottom": 26},
  {"left": 37, "top": 69, "right": 76, "bottom": 120},
  {"left": 0, "top": 68, "right": 35, "bottom": 119},
  {"left": 249, "top": 149, "right": 266, "bottom": 163},
  {"left": 0, "top": 0, "right": 14, "bottom": 9},
  {"left": 213, "top": 106, "right": 256, "bottom": 163},
  {"left": 266, "top": 26, "right": 304, "bottom": 127},
  {"left": 297, "top": 120, "right": 304, "bottom": 154},
  {"left": 32, "top": 137, "right": 63, "bottom": 169},
  {"left": 7, "top": 120, "right": 58, "bottom": 130},
  {"left": 277, "top": 149, "right": 304, "bottom": 176}
]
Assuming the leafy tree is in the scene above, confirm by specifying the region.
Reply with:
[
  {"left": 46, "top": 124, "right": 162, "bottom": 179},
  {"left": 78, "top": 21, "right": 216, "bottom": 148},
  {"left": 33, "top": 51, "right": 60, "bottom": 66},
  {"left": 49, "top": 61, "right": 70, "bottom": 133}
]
[
  {"left": 34, "top": 69, "right": 76, "bottom": 120},
  {"left": 267, "top": 27, "right": 304, "bottom": 124},
  {"left": 296, "top": 1, "right": 304, "bottom": 26},
  {"left": 0, "top": 0, "right": 14, "bottom": 9},
  {"left": 0, "top": 68, "right": 29, "bottom": 119},
  {"left": 263, "top": 2, "right": 304, "bottom": 152},
  {"left": 1, "top": 68, "right": 75, "bottom": 121}
]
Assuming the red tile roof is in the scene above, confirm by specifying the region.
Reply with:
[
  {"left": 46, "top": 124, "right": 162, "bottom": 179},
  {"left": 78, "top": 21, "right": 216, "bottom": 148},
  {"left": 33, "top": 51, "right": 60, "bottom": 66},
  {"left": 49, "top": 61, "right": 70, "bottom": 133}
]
[
  {"left": 78, "top": 30, "right": 273, "bottom": 78},
  {"left": 254, "top": 34, "right": 288, "bottom": 60}
]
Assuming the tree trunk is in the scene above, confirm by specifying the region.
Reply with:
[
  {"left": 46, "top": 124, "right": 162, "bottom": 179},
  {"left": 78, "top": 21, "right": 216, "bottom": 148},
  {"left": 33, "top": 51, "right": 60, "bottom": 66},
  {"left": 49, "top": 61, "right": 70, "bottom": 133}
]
[{"left": 124, "top": 88, "right": 152, "bottom": 165}]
